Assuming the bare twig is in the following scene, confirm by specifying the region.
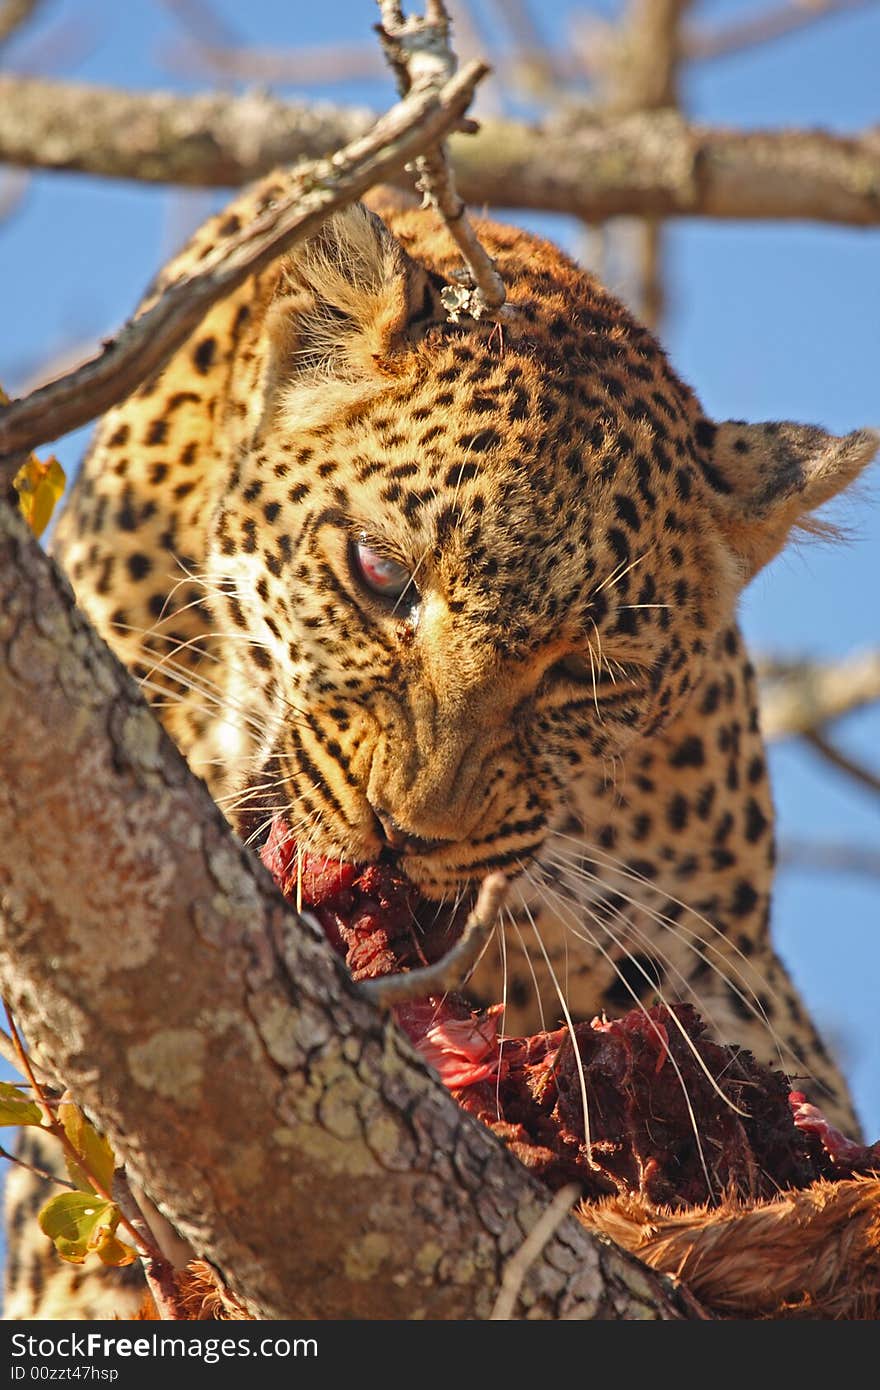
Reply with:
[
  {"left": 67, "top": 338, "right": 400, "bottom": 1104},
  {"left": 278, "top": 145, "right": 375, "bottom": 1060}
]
[
  {"left": 113, "top": 1169, "right": 189, "bottom": 1320},
  {"left": 490, "top": 1183, "right": 582, "bottom": 1320},
  {"left": 686, "top": 0, "right": 878, "bottom": 62},
  {"left": 163, "top": 36, "right": 387, "bottom": 85},
  {"left": 377, "top": 0, "right": 506, "bottom": 316},
  {"left": 158, "top": 0, "right": 240, "bottom": 49},
  {"left": 0, "top": 0, "right": 41, "bottom": 48},
  {"left": 803, "top": 729, "right": 880, "bottom": 797},
  {"left": 0, "top": 169, "right": 29, "bottom": 228},
  {"left": 0, "top": 60, "right": 487, "bottom": 469},
  {"left": 359, "top": 871, "right": 508, "bottom": 1008},
  {"left": 125, "top": 1182, "right": 195, "bottom": 1272},
  {"left": 4, "top": 1005, "right": 55, "bottom": 1131},
  {"left": 488, "top": 0, "right": 548, "bottom": 57},
  {"left": 0, "top": 1019, "right": 49, "bottom": 1081},
  {"left": 779, "top": 840, "right": 880, "bottom": 877},
  {"left": 759, "top": 649, "right": 880, "bottom": 739},
  {"left": 0, "top": 1142, "right": 76, "bottom": 1189}
]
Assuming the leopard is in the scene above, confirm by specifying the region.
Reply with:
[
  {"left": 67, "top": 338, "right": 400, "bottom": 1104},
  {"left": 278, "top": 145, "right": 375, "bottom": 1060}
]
[{"left": 4, "top": 171, "right": 876, "bottom": 1319}]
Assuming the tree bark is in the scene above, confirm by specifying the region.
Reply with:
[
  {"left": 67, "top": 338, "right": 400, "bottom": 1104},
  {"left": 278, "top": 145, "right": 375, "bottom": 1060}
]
[
  {"left": 1, "top": 75, "right": 879, "bottom": 226},
  {"left": 0, "top": 499, "right": 695, "bottom": 1320}
]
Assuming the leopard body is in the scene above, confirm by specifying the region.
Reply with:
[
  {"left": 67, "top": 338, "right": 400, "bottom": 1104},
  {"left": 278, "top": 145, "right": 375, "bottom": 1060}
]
[{"left": 5, "top": 175, "right": 875, "bottom": 1317}]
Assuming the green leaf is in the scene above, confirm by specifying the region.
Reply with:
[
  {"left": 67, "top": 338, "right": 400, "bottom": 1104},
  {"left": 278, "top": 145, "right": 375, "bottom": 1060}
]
[
  {"left": 38, "top": 1192, "right": 136, "bottom": 1267},
  {"left": 57, "top": 1094, "right": 116, "bottom": 1194},
  {"left": 0, "top": 1080, "right": 42, "bottom": 1127}
]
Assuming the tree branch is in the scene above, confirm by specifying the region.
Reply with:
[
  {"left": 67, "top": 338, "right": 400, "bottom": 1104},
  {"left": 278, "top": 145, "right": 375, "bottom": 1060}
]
[
  {"left": 0, "top": 497, "right": 694, "bottom": 1321},
  {"left": 0, "top": 60, "right": 487, "bottom": 467},
  {"left": 686, "top": 0, "right": 878, "bottom": 63},
  {"left": 1, "top": 76, "right": 879, "bottom": 226},
  {"left": 802, "top": 728, "right": 880, "bottom": 797},
  {"left": 779, "top": 839, "right": 880, "bottom": 877},
  {"left": 591, "top": 0, "right": 691, "bottom": 330},
  {"left": 758, "top": 649, "right": 880, "bottom": 738},
  {"left": 377, "top": 0, "right": 507, "bottom": 315},
  {"left": 0, "top": 0, "right": 42, "bottom": 49}
]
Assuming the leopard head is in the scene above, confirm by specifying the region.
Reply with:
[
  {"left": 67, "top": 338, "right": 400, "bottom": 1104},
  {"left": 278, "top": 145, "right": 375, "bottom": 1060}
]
[{"left": 207, "top": 201, "right": 877, "bottom": 897}]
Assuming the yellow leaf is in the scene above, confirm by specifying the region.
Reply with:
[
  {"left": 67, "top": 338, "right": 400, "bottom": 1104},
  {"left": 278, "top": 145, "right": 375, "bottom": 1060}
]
[
  {"left": 1, "top": 382, "right": 66, "bottom": 537},
  {"left": 93, "top": 1228, "right": 138, "bottom": 1269},
  {"left": 58, "top": 1093, "right": 116, "bottom": 1195},
  {"left": 0, "top": 1080, "right": 42, "bottom": 1127},
  {"left": 13, "top": 453, "right": 66, "bottom": 539}
]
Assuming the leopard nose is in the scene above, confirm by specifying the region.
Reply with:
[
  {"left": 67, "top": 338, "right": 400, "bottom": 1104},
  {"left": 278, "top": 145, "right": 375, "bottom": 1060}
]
[{"left": 370, "top": 804, "right": 448, "bottom": 856}]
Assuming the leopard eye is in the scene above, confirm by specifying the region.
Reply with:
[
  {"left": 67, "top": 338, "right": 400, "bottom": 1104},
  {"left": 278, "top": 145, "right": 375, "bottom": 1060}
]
[
  {"left": 556, "top": 652, "right": 592, "bottom": 684},
  {"left": 350, "top": 538, "right": 413, "bottom": 601},
  {"left": 552, "top": 652, "right": 644, "bottom": 688}
]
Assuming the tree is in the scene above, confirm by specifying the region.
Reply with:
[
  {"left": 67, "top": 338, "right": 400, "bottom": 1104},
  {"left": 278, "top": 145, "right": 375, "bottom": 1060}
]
[{"left": 0, "top": 0, "right": 877, "bottom": 1321}]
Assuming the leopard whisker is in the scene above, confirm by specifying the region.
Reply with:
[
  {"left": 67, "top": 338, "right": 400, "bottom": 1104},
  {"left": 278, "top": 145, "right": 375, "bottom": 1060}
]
[
  {"left": 591, "top": 549, "right": 648, "bottom": 597},
  {"left": 505, "top": 911, "right": 551, "bottom": 1038},
  {"left": 536, "top": 861, "right": 752, "bottom": 1115},
  {"left": 542, "top": 840, "right": 809, "bottom": 1087},
  {"left": 519, "top": 866, "right": 719, "bottom": 1195},
  {"left": 514, "top": 871, "right": 594, "bottom": 1164}
]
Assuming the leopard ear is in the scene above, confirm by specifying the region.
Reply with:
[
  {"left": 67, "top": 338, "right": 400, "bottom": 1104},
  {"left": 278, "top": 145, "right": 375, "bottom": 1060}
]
[
  {"left": 265, "top": 203, "right": 443, "bottom": 397},
  {"left": 698, "top": 418, "right": 878, "bottom": 581}
]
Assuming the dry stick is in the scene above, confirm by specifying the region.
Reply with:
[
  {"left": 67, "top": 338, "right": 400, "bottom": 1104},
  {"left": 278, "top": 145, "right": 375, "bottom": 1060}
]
[
  {"left": 802, "top": 729, "right": 880, "bottom": 797},
  {"left": 0, "top": 1020, "right": 50, "bottom": 1082},
  {"left": 113, "top": 1169, "right": 189, "bottom": 1321},
  {"left": 128, "top": 1182, "right": 196, "bottom": 1272},
  {"left": 159, "top": 0, "right": 241, "bottom": 49},
  {"left": 377, "top": 0, "right": 507, "bottom": 315},
  {"left": 490, "top": 1182, "right": 583, "bottom": 1321},
  {"left": 4, "top": 1007, "right": 58, "bottom": 1134},
  {"left": 0, "top": 0, "right": 40, "bottom": 47},
  {"left": 359, "top": 870, "right": 508, "bottom": 1008},
  {"left": 686, "top": 0, "right": 878, "bottom": 62},
  {"left": 158, "top": 0, "right": 880, "bottom": 89},
  {"left": 779, "top": 840, "right": 880, "bottom": 878},
  {"left": 0, "top": 59, "right": 487, "bottom": 471},
  {"left": 0, "top": 1141, "right": 77, "bottom": 1190}
]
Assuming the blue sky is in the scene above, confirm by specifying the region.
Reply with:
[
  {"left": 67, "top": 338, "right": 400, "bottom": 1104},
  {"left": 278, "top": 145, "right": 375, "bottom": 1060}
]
[{"left": 2, "top": 1, "right": 878, "bottom": 1144}]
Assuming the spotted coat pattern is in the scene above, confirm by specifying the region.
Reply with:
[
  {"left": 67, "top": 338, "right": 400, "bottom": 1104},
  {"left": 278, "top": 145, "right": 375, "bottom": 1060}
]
[{"left": 5, "top": 176, "right": 876, "bottom": 1318}]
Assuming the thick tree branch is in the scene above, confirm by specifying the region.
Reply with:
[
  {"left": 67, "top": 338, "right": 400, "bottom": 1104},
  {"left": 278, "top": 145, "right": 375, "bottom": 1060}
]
[
  {"left": 759, "top": 649, "right": 880, "bottom": 738},
  {"left": 1, "top": 76, "right": 880, "bottom": 226},
  {"left": 0, "top": 498, "right": 694, "bottom": 1320},
  {"left": 0, "top": 61, "right": 487, "bottom": 467},
  {"left": 591, "top": 0, "right": 691, "bottom": 330},
  {"left": 599, "top": 0, "right": 691, "bottom": 113}
]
